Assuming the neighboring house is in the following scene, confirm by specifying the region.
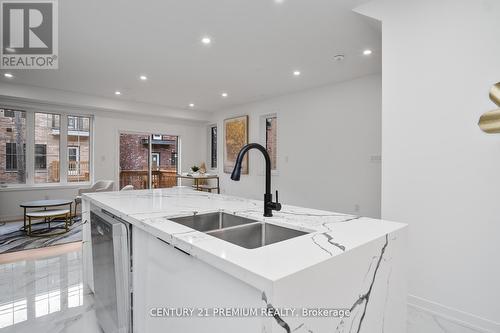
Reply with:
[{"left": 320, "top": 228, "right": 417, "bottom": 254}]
[
  {"left": 0, "top": 109, "right": 90, "bottom": 184},
  {"left": 119, "top": 133, "right": 178, "bottom": 189}
]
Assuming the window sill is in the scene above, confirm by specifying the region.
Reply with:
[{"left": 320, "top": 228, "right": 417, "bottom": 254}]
[{"left": 0, "top": 183, "right": 92, "bottom": 192}]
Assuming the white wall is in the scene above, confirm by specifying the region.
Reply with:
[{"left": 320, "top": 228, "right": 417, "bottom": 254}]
[
  {"left": 93, "top": 112, "right": 205, "bottom": 185},
  {"left": 0, "top": 100, "right": 207, "bottom": 221},
  {"left": 357, "top": 0, "right": 500, "bottom": 330},
  {"left": 209, "top": 74, "right": 382, "bottom": 218}
]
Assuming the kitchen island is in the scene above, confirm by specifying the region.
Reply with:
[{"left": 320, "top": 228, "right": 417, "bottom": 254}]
[{"left": 82, "top": 187, "right": 407, "bottom": 333}]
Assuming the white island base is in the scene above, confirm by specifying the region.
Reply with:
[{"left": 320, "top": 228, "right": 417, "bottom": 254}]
[
  {"left": 82, "top": 188, "right": 407, "bottom": 333},
  {"left": 133, "top": 226, "right": 406, "bottom": 333}
]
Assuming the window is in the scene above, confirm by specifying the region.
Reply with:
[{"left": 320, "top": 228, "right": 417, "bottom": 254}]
[
  {"left": 265, "top": 116, "right": 277, "bottom": 170},
  {"left": 50, "top": 114, "right": 60, "bottom": 129},
  {"left": 1, "top": 107, "right": 92, "bottom": 186},
  {"left": 67, "top": 116, "right": 91, "bottom": 182},
  {"left": 35, "top": 113, "right": 60, "bottom": 183},
  {"left": 68, "top": 116, "right": 76, "bottom": 130},
  {"left": 68, "top": 147, "right": 79, "bottom": 176},
  {"left": 151, "top": 153, "right": 160, "bottom": 170},
  {"left": 170, "top": 151, "right": 177, "bottom": 166},
  {"left": 1, "top": 109, "right": 26, "bottom": 184},
  {"left": 35, "top": 145, "right": 47, "bottom": 169},
  {"left": 210, "top": 125, "right": 217, "bottom": 169},
  {"left": 6, "top": 143, "right": 18, "bottom": 170},
  {"left": 68, "top": 116, "right": 89, "bottom": 132},
  {"left": 3, "top": 110, "right": 15, "bottom": 118}
]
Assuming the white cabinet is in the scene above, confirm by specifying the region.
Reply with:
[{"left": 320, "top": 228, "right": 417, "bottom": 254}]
[{"left": 132, "top": 227, "right": 266, "bottom": 333}]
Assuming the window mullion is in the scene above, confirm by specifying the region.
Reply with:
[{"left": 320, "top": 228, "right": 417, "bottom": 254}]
[
  {"left": 60, "top": 115, "right": 68, "bottom": 184},
  {"left": 26, "top": 111, "right": 35, "bottom": 185}
]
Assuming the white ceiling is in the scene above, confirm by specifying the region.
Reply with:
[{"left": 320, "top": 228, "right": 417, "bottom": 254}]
[{"left": 1, "top": 0, "right": 380, "bottom": 112}]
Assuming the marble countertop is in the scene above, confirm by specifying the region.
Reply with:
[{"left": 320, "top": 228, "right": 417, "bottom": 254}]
[{"left": 83, "top": 187, "right": 406, "bottom": 290}]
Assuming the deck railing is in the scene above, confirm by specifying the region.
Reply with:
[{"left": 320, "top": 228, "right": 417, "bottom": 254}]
[
  {"left": 119, "top": 169, "right": 177, "bottom": 189},
  {"left": 49, "top": 161, "right": 90, "bottom": 182}
]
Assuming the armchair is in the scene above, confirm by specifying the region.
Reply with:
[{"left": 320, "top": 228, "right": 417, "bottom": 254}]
[{"left": 74, "top": 180, "right": 114, "bottom": 216}]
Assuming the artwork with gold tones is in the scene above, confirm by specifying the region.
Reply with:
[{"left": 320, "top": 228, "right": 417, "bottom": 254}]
[
  {"left": 224, "top": 115, "right": 249, "bottom": 174},
  {"left": 478, "top": 82, "right": 500, "bottom": 133}
]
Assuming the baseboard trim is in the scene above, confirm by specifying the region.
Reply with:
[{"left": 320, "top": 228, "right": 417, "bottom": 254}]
[{"left": 408, "top": 295, "right": 500, "bottom": 333}]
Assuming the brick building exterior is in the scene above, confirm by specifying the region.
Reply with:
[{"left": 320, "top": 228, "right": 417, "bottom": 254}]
[
  {"left": 119, "top": 133, "right": 178, "bottom": 189},
  {"left": 266, "top": 116, "right": 277, "bottom": 170},
  {"left": 0, "top": 109, "right": 90, "bottom": 184},
  {"left": 0, "top": 109, "right": 26, "bottom": 184}
]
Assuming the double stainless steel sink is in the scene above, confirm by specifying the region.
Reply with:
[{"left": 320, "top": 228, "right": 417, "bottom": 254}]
[{"left": 169, "top": 212, "right": 309, "bottom": 249}]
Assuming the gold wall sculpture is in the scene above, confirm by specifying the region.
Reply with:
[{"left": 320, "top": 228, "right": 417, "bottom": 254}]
[{"left": 478, "top": 82, "right": 500, "bottom": 133}]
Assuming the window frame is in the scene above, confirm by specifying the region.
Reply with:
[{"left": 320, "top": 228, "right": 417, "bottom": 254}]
[{"left": 0, "top": 105, "right": 93, "bottom": 190}]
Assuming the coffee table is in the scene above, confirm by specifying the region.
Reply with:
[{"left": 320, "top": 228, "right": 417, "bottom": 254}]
[{"left": 20, "top": 199, "right": 73, "bottom": 234}]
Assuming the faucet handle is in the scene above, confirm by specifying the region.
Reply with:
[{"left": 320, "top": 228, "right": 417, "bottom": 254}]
[{"left": 275, "top": 190, "right": 282, "bottom": 211}]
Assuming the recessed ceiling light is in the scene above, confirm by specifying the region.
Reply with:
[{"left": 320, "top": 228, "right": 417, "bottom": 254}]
[
  {"left": 4, "top": 73, "right": 14, "bottom": 78},
  {"left": 221, "top": 92, "right": 228, "bottom": 98},
  {"left": 293, "top": 70, "right": 301, "bottom": 76},
  {"left": 115, "top": 91, "right": 121, "bottom": 95},
  {"left": 139, "top": 75, "right": 147, "bottom": 81},
  {"left": 363, "top": 49, "right": 373, "bottom": 56},
  {"left": 275, "top": 0, "right": 285, "bottom": 3},
  {"left": 189, "top": 103, "right": 195, "bottom": 108},
  {"left": 201, "top": 37, "right": 211, "bottom": 45}
]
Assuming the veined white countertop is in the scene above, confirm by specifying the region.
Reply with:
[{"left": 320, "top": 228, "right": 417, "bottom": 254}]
[{"left": 83, "top": 187, "right": 406, "bottom": 290}]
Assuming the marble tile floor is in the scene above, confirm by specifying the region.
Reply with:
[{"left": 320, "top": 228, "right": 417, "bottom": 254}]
[
  {"left": 0, "top": 242, "right": 101, "bottom": 333},
  {"left": 0, "top": 242, "right": 486, "bottom": 333},
  {"left": 407, "top": 305, "right": 490, "bottom": 333}
]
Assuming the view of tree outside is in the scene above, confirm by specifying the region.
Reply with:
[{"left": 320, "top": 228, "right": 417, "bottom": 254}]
[
  {"left": 266, "top": 116, "right": 277, "bottom": 170},
  {"left": 210, "top": 126, "right": 217, "bottom": 169},
  {"left": 0, "top": 109, "right": 26, "bottom": 184}
]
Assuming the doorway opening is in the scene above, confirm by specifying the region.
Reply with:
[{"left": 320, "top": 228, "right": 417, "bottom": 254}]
[{"left": 119, "top": 133, "right": 179, "bottom": 190}]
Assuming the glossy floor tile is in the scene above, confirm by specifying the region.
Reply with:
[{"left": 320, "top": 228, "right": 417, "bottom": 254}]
[
  {"left": 0, "top": 242, "right": 489, "bottom": 333},
  {"left": 0, "top": 244, "right": 101, "bottom": 333},
  {"left": 408, "top": 305, "right": 487, "bottom": 333}
]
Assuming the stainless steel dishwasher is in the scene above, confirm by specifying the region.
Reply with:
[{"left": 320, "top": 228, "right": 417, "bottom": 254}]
[{"left": 91, "top": 208, "right": 132, "bottom": 333}]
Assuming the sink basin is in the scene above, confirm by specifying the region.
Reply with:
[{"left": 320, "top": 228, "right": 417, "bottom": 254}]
[
  {"left": 169, "top": 212, "right": 257, "bottom": 232},
  {"left": 207, "top": 223, "right": 309, "bottom": 249}
]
